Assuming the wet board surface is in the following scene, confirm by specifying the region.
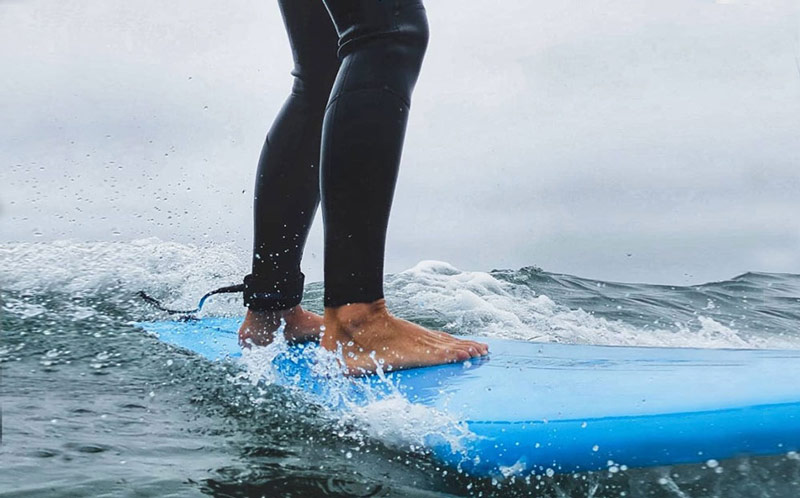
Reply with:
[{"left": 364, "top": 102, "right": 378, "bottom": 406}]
[{"left": 137, "top": 317, "right": 800, "bottom": 476}]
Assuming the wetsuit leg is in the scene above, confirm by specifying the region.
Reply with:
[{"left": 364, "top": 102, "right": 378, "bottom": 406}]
[
  {"left": 243, "top": 0, "right": 340, "bottom": 311},
  {"left": 320, "top": 0, "right": 430, "bottom": 307}
]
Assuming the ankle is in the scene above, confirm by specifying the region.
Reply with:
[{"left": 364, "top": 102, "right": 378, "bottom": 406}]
[{"left": 324, "top": 299, "right": 389, "bottom": 328}]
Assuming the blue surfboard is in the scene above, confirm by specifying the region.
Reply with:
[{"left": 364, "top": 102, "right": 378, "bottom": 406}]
[{"left": 137, "top": 317, "right": 800, "bottom": 476}]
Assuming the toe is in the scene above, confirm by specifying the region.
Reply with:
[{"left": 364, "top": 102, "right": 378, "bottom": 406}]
[
  {"left": 458, "top": 339, "right": 486, "bottom": 356},
  {"left": 467, "top": 339, "right": 489, "bottom": 356},
  {"left": 447, "top": 346, "right": 471, "bottom": 362},
  {"left": 474, "top": 341, "right": 489, "bottom": 355},
  {"left": 454, "top": 342, "right": 478, "bottom": 359}
]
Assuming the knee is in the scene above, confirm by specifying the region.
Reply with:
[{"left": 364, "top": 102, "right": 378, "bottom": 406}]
[
  {"left": 336, "top": 6, "right": 430, "bottom": 100},
  {"left": 341, "top": 4, "right": 429, "bottom": 62},
  {"left": 389, "top": 9, "right": 430, "bottom": 76},
  {"left": 289, "top": 63, "right": 339, "bottom": 109}
]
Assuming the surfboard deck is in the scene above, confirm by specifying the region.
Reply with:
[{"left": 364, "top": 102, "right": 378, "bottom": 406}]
[{"left": 137, "top": 317, "right": 800, "bottom": 476}]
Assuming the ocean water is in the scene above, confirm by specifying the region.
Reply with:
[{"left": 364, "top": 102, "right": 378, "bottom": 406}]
[{"left": 3, "top": 239, "right": 800, "bottom": 497}]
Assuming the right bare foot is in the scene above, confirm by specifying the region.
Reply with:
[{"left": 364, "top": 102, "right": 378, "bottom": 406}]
[{"left": 320, "top": 299, "right": 489, "bottom": 376}]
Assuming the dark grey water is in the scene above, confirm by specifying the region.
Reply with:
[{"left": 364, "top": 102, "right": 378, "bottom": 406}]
[{"left": 3, "top": 241, "right": 800, "bottom": 497}]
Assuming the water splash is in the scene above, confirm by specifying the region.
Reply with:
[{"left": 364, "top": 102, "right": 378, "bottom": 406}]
[{"left": 234, "top": 324, "right": 477, "bottom": 463}]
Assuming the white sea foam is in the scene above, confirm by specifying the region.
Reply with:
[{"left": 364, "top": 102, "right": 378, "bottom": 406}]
[
  {"left": 386, "top": 260, "right": 799, "bottom": 349},
  {"left": 2, "top": 297, "right": 48, "bottom": 319},
  {"left": 0, "top": 238, "right": 247, "bottom": 315}
]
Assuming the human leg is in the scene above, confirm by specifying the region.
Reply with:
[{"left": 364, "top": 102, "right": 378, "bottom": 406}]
[
  {"left": 318, "top": 0, "right": 488, "bottom": 373},
  {"left": 239, "top": 0, "right": 340, "bottom": 346}
]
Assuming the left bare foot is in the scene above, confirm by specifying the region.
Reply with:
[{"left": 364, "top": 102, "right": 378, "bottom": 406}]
[{"left": 238, "top": 305, "right": 323, "bottom": 347}]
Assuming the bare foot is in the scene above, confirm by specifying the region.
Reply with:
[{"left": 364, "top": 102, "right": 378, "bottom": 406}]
[
  {"left": 320, "top": 299, "right": 489, "bottom": 376},
  {"left": 238, "top": 305, "right": 324, "bottom": 347}
]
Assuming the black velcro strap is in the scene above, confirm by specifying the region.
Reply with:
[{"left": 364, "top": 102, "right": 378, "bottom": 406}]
[{"left": 243, "top": 272, "right": 305, "bottom": 311}]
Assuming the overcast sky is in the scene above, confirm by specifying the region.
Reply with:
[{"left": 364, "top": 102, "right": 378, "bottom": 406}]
[{"left": 2, "top": 0, "right": 799, "bottom": 285}]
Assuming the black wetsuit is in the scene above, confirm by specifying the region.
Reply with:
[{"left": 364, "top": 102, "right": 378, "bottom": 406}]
[{"left": 243, "top": 0, "right": 429, "bottom": 310}]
